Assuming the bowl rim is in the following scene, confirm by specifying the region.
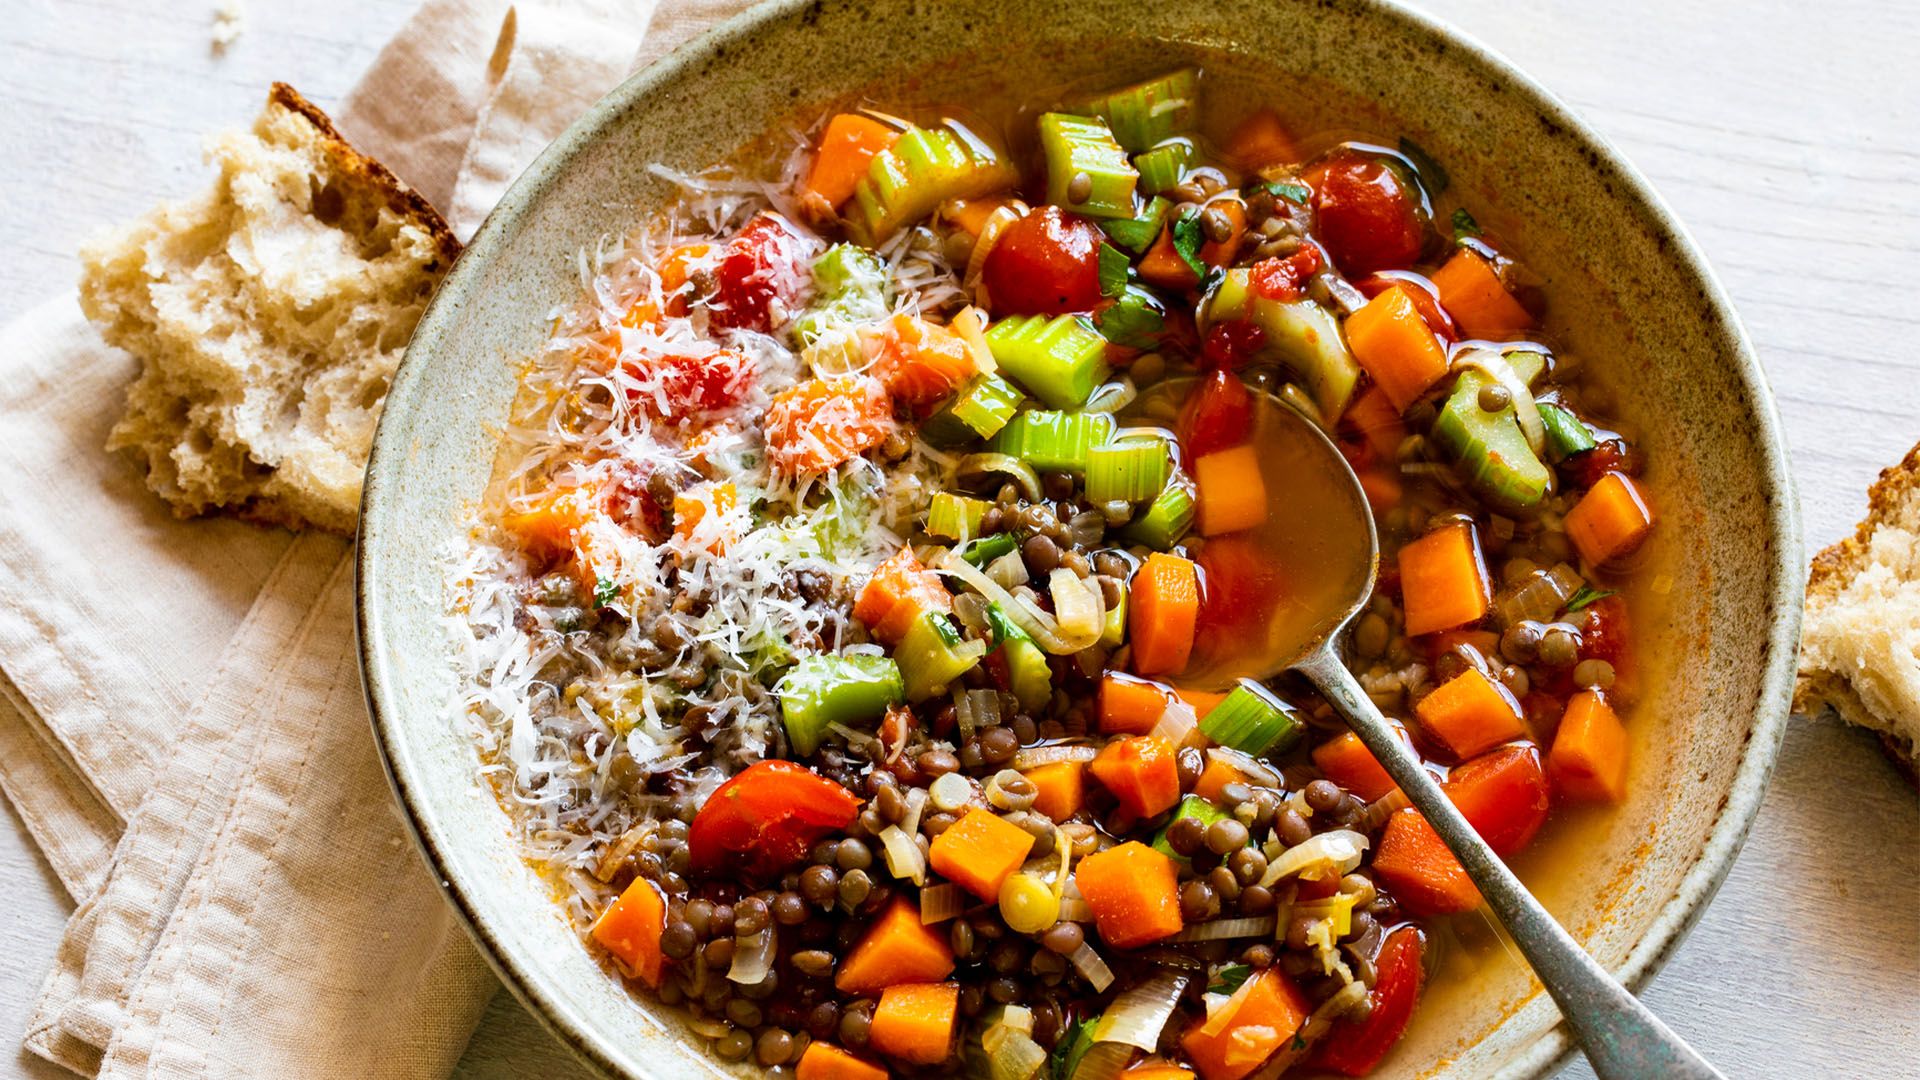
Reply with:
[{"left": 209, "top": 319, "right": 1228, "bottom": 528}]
[{"left": 357, "top": 0, "right": 1806, "bottom": 1076}]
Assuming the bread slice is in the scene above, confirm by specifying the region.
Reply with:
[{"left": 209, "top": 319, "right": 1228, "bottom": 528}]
[
  {"left": 1795, "top": 442, "right": 1920, "bottom": 780},
  {"left": 80, "top": 83, "right": 459, "bottom": 535}
]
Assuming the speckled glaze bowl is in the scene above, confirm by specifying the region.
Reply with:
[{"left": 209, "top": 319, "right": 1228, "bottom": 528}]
[{"left": 358, "top": 1, "right": 1804, "bottom": 1076}]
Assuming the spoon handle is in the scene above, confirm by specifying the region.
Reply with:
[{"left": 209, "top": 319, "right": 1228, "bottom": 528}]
[{"left": 1295, "top": 646, "right": 1724, "bottom": 1080}]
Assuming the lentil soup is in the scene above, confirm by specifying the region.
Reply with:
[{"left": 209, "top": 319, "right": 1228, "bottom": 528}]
[{"left": 449, "top": 66, "right": 1660, "bottom": 1079}]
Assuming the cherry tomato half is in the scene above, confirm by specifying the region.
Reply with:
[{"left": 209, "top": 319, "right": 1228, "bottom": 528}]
[
  {"left": 1304, "top": 148, "right": 1430, "bottom": 276},
  {"left": 1309, "top": 926, "right": 1426, "bottom": 1075},
  {"left": 981, "top": 206, "right": 1104, "bottom": 315},
  {"left": 687, "top": 760, "right": 862, "bottom": 878},
  {"left": 1178, "top": 369, "right": 1254, "bottom": 461},
  {"left": 710, "top": 212, "right": 811, "bottom": 333}
]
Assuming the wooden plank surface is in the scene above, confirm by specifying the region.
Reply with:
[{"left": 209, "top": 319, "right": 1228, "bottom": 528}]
[{"left": 0, "top": 1, "right": 1913, "bottom": 1078}]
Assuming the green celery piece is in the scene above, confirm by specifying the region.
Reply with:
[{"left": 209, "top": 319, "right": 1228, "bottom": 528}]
[
  {"left": 926, "top": 492, "right": 990, "bottom": 542},
  {"left": 985, "top": 315, "right": 1112, "bottom": 409},
  {"left": 812, "top": 243, "right": 888, "bottom": 300},
  {"left": 1207, "top": 268, "right": 1360, "bottom": 421},
  {"left": 1133, "top": 138, "right": 1195, "bottom": 195},
  {"left": 990, "top": 410, "right": 1116, "bottom": 475},
  {"left": 848, "top": 124, "right": 1018, "bottom": 244},
  {"left": 1538, "top": 401, "right": 1598, "bottom": 462},
  {"left": 960, "top": 532, "right": 1019, "bottom": 567},
  {"left": 1122, "top": 473, "right": 1196, "bottom": 549},
  {"left": 1150, "top": 794, "right": 1230, "bottom": 861},
  {"left": 1085, "top": 437, "right": 1171, "bottom": 504},
  {"left": 1076, "top": 68, "right": 1200, "bottom": 151},
  {"left": 895, "top": 611, "right": 986, "bottom": 702},
  {"left": 921, "top": 372, "right": 1025, "bottom": 447},
  {"left": 986, "top": 604, "right": 1052, "bottom": 712},
  {"left": 1102, "top": 196, "right": 1170, "bottom": 253},
  {"left": 776, "top": 654, "right": 904, "bottom": 756},
  {"left": 1038, "top": 113, "right": 1138, "bottom": 219},
  {"left": 1429, "top": 351, "right": 1551, "bottom": 511},
  {"left": 1099, "top": 580, "right": 1128, "bottom": 649},
  {"left": 1199, "top": 680, "right": 1303, "bottom": 755}
]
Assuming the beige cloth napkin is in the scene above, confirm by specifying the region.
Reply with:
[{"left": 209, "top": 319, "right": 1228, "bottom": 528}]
[{"left": 0, "top": 0, "right": 706, "bottom": 1074}]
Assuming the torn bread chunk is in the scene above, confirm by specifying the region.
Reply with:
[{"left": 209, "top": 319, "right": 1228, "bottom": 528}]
[
  {"left": 81, "top": 82, "right": 459, "bottom": 535},
  {"left": 1796, "top": 442, "right": 1920, "bottom": 779}
]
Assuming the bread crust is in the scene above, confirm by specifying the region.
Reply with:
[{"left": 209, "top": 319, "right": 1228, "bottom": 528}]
[{"left": 1795, "top": 441, "right": 1920, "bottom": 783}]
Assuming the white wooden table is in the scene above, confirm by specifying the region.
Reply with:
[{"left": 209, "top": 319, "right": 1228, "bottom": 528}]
[{"left": 0, "top": 1, "right": 1914, "bottom": 1077}]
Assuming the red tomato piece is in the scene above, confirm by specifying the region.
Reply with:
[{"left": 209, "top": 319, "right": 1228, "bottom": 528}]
[
  {"left": 711, "top": 212, "right": 811, "bottom": 333},
  {"left": 1200, "top": 319, "right": 1266, "bottom": 372},
  {"left": 1562, "top": 439, "right": 1639, "bottom": 490},
  {"left": 1354, "top": 273, "right": 1458, "bottom": 342},
  {"left": 621, "top": 349, "right": 755, "bottom": 422},
  {"left": 688, "top": 761, "right": 862, "bottom": 878},
  {"left": 1178, "top": 370, "right": 1255, "bottom": 461},
  {"left": 981, "top": 206, "right": 1104, "bottom": 315},
  {"left": 1246, "top": 245, "right": 1323, "bottom": 303},
  {"left": 1303, "top": 148, "right": 1428, "bottom": 276},
  {"left": 1308, "top": 927, "right": 1426, "bottom": 1076},
  {"left": 1445, "top": 743, "right": 1551, "bottom": 857},
  {"left": 1194, "top": 533, "right": 1284, "bottom": 664},
  {"left": 1578, "top": 594, "right": 1631, "bottom": 680}
]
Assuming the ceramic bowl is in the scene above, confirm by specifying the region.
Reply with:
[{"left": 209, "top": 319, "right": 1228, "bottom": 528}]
[{"left": 358, "top": 0, "right": 1804, "bottom": 1075}]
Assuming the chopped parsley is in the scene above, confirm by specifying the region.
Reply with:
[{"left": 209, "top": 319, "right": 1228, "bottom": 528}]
[
  {"left": 1097, "top": 242, "right": 1131, "bottom": 298},
  {"left": 1398, "top": 136, "right": 1450, "bottom": 196},
  {"left": 1564, "top": 585, "right": 1615, "bottom": 613},
  {"left": 1451, "top": 207, "right": 1481, "bottom": 242},
  {"left": 1266, "top": 178, "right": 1311, "bottom": 204},
  {"left": 592, "top": 576, "right": 619, "bottom": 610},
  {"left": 1171, "top": 213, "right": 1208, "bottom": 279},
  {"left": 1208, "top": 963, "right": 1254, "bottom": 995}
]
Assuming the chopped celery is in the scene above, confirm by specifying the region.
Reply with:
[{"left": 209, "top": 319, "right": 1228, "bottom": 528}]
[
  {"left": 1430, "top": 351, "right": 1550, "bottom": 511},
  {"left": 1100, "top": 580, "right": 1128, "bottom": 648},
  {"left": 1538, "top": 401, "right": 1598, "bottom": 462},
  {"left": 1101, "top": 196, "right": 1171, "bottom": 253},
  {"left": 791, "top": 244, "right": 889, "bottom": 348},
  {"left": 922, "top": 373, "right": 1026, "bottom": 447},
  {"left": 987, "top": 603, "right": 1052, "bottom": 712},
  {"left": 1038, "top": 113, "right": 1138, "bottom": 219},
  {"left": 849, "top": 124, "right": 1019, "bottom": 244},
  {"left": 1122, "top": 474, "right": 1196, "bottom": 549},
  {"left": 927, "top": 492, "right": 990, "bottom": 542},
  {"left": 1085, "top": 438, "right": 1171, "bottom": 504},
  {"left": 1093, "top": 285, "right": 1166, "bottom": 350},
  {"left": 1076, "top": 68, "right": 1200, "bottom": 151},
  {"left": 1150, "top": 794, "right": 1230, "bottom": 861},
  {"left": 990, "top": 410, "right": 1116, "bottom": 475},
  {"left": 1205, "top": 268, "right": 1361, "bottom": 421},
  {"left": 776, "top": 654, "right": 905, "bottom": 756},
  {"left": 986, "top": 315, "right": 1112, "bottom": 410},
  {"left": 1133, "top": 138, "right": 1195, "bottom": 195},
  {"left": 960, "top": 532, "right": 1019, "bottom": 567},
  {"left": 1199, "top": 680, "right": 1303, "bottom": 755},
  {"left": 896, "top": 611, "right": 987, "bottom": 701}
]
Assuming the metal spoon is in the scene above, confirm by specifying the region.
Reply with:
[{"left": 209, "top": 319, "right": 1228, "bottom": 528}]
[{"left": 1207, "top": 392, "right": 1723, "bottom": 1080}]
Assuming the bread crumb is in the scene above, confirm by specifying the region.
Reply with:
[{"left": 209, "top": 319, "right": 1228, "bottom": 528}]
[{"left": 212, "top": 0, "right": 245, "bottom": 49}]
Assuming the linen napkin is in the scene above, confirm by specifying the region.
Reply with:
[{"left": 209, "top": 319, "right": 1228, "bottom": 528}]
[{"left": 0, "top": 0, "right": 712, "bottom": 1074}]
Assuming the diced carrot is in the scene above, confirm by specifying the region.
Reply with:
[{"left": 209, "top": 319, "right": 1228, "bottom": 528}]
[
  {"left": 1397, "top": 523, "right": 1490, "bottom": 637},
  {"left": 854, "top": 547, "right": 954, "bottom": 645},
  {"left": 1088, "top": 736, "right": 1182, "bottom": 819},
  {"left": 836, "top": 895, "right": 956, "bottom": 995},
  {"left": 1564, "top": 472, "right": 1654, "bottom": 565},
  {"left": 1550, "top": 690, "right": 1631, "bottom": 802},
  {"left": 1312, "top": 729, "right": 1402, "bottom": 803},
  {"left": 1173, "top": 687, "right": 1227, "bottom": 718},
  {"left": 1024, "top": 760, "right": 1086, "bottom": 821},
  {"left": 797, "top": 1042, "right": 890, "bottom": 1080},
  {"left": 1180, "top": 968, "right": 1311, "bottom": 1080},
  {"left": 1074, "top": 840, "right": 1184, "bottom": 948},
  {"left": 619, "top": 299, "right": 662, "bottom": 331},
  {"left": 1129, "top": 553, "right": 1200, "bottom": 675},
  {"left": 657, "top": 242, "right": 712, "bottom": 301},
  {"left": 874, "top": 313, "right": 977, "bottom": 408},
  {"left": 1125, "top": 1067, "right": 1196, "bottom": 1080},
  {"left": 672, "top": 481, "right": 738, "bottom": 552},
  {"left": 499, "top": 484, "right": 594, "bottom": 568},
  {"left": 1345, "top": 286, "right": 1451, "bottom": 413},
  {"left": 802, "top": 114, "right": 900, "bottom": 212},
  {"left": 1430, "top": 248, "right": 1534, "bottom": 339},
  {"left": 1191, "top": 754, "right": 1247, "bottom": 803},
  {"left": 928, "top": 807, "right": 1038, "bottom": 901},
  {"left": 1343, "top": 384, "right": 1408, "bottom": 463},
  {"left": 1138, "top": 225, "right": 1198, "bottom": 291},
  {"left": 1223, "top": 108, "right": 1298, "bottom": 170},
  {"left": 1446, "top": 743, "right": 1551, "bottom": 856},
  {"left": 1371, "top": 807, "right": 1481, "bottom": 916},
  {"left": 1416, "top": 668, "right": 1527, "bottom": 760},
  {"left": 868, "top": 982, "right": 958, "bottom": 1066},
  {"left": 764, "top": 375, "right": 895, "bottom": 475},
  {"left": 1193, "top": 445, "right": 1270, "bottom": 536},
  {"left": 589, "top": 877, "right": 668, "bottom": 987},
  {"left": 1101, "top": 673, "right": 1177, "bottom": 735}
]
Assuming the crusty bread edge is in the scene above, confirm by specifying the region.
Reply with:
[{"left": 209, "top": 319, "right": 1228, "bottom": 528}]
[
  {"left": 266, "top": 82, "right": 462, "bottom": 268},
  {"left": 1794, "top": 440, "right": 1920, "bottom": 783}
]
